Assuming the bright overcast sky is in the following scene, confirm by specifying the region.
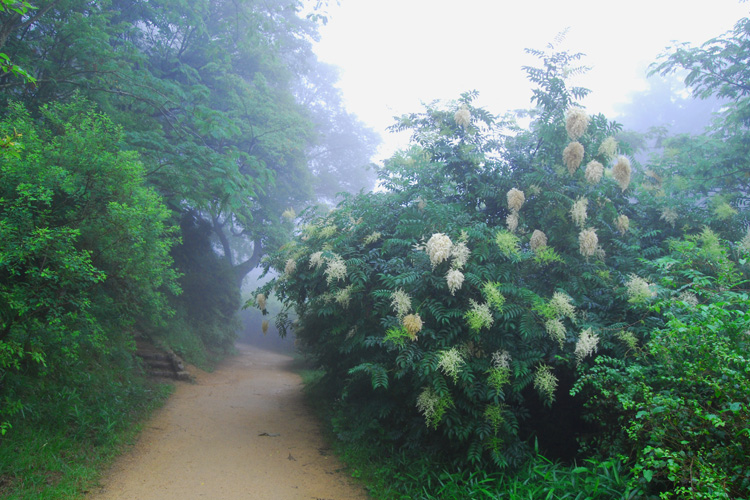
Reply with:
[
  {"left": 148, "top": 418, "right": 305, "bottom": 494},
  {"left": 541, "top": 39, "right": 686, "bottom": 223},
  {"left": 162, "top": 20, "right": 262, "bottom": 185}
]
[{"left": 311, "top": 0, "right": 749, "bottom": 161}]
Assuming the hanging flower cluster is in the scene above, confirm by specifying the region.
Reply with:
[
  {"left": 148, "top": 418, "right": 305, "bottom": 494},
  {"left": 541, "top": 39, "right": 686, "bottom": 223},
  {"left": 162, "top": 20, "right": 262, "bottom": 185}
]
[
  {"left": 335, "top": 285, "right": 354, "bottom": 307},
  {"left": 506, "top": 211, "right": 519, "bottom": 233},
  {"left": 492, "top": 350, "right": 511, "bottom": 370},
  {"left": 530, "top": 230, "right": 547, "bottom": 253},
  {"left": 426, "top": 233, "right": 453, "bottom": 268},
  {"left": 545, "top": 318, "right": 566, "bottom": 347},
  {"left": 284, "top": 258, "right": 297, "bottom": 276},
  {"left": 309, "top": 251, "right": 324, "bottom": 269},
  {"left": 282, "top": 207, "right": 296, "bottom": 220},
  {"left": 465, "top": 299, "right": 493, "bottom": 331},
  {"left": 403, "top": 313, "right": 423, "bottom": 339},
  {"left": 324, "top": 255, "right": 347, "bottom": 284},
  {"left": 256, "top": 293, "right": 267, "bottom": 311},
  {"left": 438, "top": 347, "right": 465, "bottom": 383},
  {"left": 534, "top": 365, "right": 558, "bottom": 403},
  {"left": 585, "top": 160, "right": 603, "bottom": 184},
  {"left": 549, "top": 292, "right": 576, "bottom": 320},
  {"left": 506, "top": 188, "right": 525, "bottom": 233},
  {"left": 660, "top": 207, "right": 678, "bottom": 227},
  {"left": 451, "top": 241, "right": 470, "bottom": 269},
  {"left": 507, "top": 188, "right": 525, "bottom": 212},
  {"left": 574, "top": 328, "right": 599, "bottom": 364},
  {"left": 677, "top": 291, "right": 699, "bottom": 306},
  {"left": 578, "top": 228, "right": 599, "bottom": 258},
  {"left": 446, "top": 268, "right": 465, "bottom": 295},
  {"left": 563, "top": 141, "right": 585, "bottom": 175},
  {"left": 416, "top": 387, "right": 452, "bottom": 429},
  {"left": 570, "top": 197, "right": 588, "bottom": 228},
  {"left": 626, "top": 274, "right": 655, "bottom": 304},
  {"left": 391, "top": 289, "right": 412, "bottom": 318},
  {"left": 454, "top": 104, "right": 471, "bottom": 128},
  {"left": 615, "top": 214, "right": 630, "bottom": 235},
  {"left": 565, "top": 107, "right": 590, "bottom": 140},
  {"left": 363, "top": 231, "right": 382, "bottom": 244},
  {"left": 598, "top": 136, "right": 618, "bottom": 160},
  {"left": 612, "top": 155, "right": 631, "bottom": 191}
]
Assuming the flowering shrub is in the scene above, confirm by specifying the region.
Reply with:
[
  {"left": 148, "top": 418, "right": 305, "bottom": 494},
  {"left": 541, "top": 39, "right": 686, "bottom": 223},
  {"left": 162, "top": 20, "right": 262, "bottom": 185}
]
[
  {"left": 256, "top": 50, "right": 746, "bottom": 483},
  {"left": 257, "top": 75, "right": 658, "bottom": 469}
]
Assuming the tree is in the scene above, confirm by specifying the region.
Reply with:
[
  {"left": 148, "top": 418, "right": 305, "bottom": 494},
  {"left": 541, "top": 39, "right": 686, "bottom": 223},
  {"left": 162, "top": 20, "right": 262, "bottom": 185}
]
[
  {"left": 648, "top": 15, "right": 750, "bottom": 215},
  {"left": 0, "top": 0, "right": 378, "bottom": 294}
]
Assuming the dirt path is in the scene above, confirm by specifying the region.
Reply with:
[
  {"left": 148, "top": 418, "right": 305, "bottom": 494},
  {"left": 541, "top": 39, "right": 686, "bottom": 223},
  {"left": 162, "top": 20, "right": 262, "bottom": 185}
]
[{"left": 88, "top": 344, "right": 368, "bottom": 500}]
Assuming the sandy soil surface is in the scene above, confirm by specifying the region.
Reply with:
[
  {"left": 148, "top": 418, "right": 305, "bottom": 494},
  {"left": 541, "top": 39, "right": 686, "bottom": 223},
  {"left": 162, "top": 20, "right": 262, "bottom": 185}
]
[{"left": 88, "top": 344, "right": 368, "bottom": 500}]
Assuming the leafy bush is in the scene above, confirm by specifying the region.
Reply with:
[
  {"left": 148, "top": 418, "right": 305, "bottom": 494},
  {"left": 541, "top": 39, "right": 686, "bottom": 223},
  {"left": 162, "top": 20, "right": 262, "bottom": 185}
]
[{"left": 574, "top": 232, "right": 750, "bottom": 498}]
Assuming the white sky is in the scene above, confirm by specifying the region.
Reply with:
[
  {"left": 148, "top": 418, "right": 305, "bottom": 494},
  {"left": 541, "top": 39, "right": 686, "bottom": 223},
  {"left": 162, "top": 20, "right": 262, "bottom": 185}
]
[{"left": 312, "top": 1, "right": 749, "bottom": 161}]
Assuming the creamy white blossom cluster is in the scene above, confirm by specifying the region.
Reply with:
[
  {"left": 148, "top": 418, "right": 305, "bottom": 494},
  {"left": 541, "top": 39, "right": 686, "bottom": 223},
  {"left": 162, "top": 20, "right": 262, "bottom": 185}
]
[
  {"left": 616, "top": 214, "right": 630, "bottom": 235},
  {"left": 570, "top": 197, "right": 588, "bottom": 228},
  {"left": 549, "top": 292, "right": 576, "bottom": 320},
  {"left": 530, "top": 230, "right": 547, "bottom": 253},
  {"left": 438, "top": 347, "right": 465, "bottom": 383},
  {"left": 403, "top": 313, "right": 423, "bottom": 339},
  {"left": 391, "top": 288, "right": 412, "bottom": 318},
  {"left": 506, "top": 211, "right": 519, "bottom": 233},
  {"left": 416, "top": 386, "right": 449, "bottom": 428},
  {"left": 426, "top": 233, "right": 453, "bottom": 268},
  {"left": 534, "top": 365, "right": 558, "bottom": 402},
  {"left": 446, "top": 268, "right": 465, "bottom": 295},
  {"left": 585, "top": 160, "right": 604, "bottom": 184},
  {"left": 491, "top": 350, "right": 511, "bottom": 370},
  {"left": 324, "top": 255, "right": 347, "bottom": 285},
  {"left": 598, "top": 136, "right": 618, "bottom": 160},
  {"left": 612, "top": 156, "right": 631, "bottom": 191},
  {"left": 660, "top": 207, "right": 678, "bottom": 228},
  {"left": 454, "top": 104, "right": 471, "bottom": 128},
  {"left": 579, "top": 228, "right": 599, "bottom": 258},
  {"left": 563, "top": 141, "right": 585, "bottom": 175},
  {"left": 506, "top": 188, "right": 525, "bottom": 233},
  {"left": 466, "top": 299, "right": 493, "bottom": 330},
  {"left": 363, "top": 232, "right": 382, "bottom": 245},
  {"left": 261, "top": 320, "right": 269, "bottom": 334},
  {"left": 574, "top": 328, "right": 599, "bottom": 364},
  {"left": 677, "top": 291, "right": 699, "bottom": 306},
  {"left": 507, "top": 188, "right": 525, "bottom": 212},
  {"left": 256, "top": 293, "right": 267, "bottom": 311},
  {"left": 451, "top": 241, "right": 470, "bottom": 269},
  {"left": 626, "top": 274, "right": 655, "bottom": 304},
  {"left": 545, "top": 318, "right": 566, "bottom": 347},
  {"left": 565, "top": 107, "right": 590, "bottom": 140},
  {"left": 335, "top": 285, "right": 354, "bottom": 308},
  {"left": 319, "top": 224, "right": 338, "bottom": 238},
  {"left": 284, "top": 258, "right": 297, "bottom": 276},
  {"left": 309, "top": 251, "right": 325, "bottom": 269}
]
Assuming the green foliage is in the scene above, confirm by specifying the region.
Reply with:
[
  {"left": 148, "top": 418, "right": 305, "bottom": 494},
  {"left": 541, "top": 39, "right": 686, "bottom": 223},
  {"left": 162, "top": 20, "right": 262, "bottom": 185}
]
[
  {"left": 574, "top": 233, "right": 750, "bottom": 498},
  {"left": 0, "top": 97, "right": 178, "bottom": 432}
]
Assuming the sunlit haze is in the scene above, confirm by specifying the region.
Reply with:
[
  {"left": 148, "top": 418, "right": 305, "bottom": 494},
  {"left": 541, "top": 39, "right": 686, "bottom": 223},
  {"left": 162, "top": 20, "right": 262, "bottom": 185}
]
[{"left": 312, "top": 0, "right": 749, "bottom": 161}]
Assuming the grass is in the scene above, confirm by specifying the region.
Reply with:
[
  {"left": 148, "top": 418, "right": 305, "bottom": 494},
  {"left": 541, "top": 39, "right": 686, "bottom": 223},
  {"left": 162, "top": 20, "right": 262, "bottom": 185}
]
[{"left": 0, "top": 374, "right": 173, "bottom": 499}]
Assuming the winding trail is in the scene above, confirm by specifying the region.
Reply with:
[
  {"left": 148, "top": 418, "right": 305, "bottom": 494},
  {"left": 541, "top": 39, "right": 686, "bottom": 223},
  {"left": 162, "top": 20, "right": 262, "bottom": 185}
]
[{"left": 88, "top": 344, "right": 367, "bottom": 500}]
